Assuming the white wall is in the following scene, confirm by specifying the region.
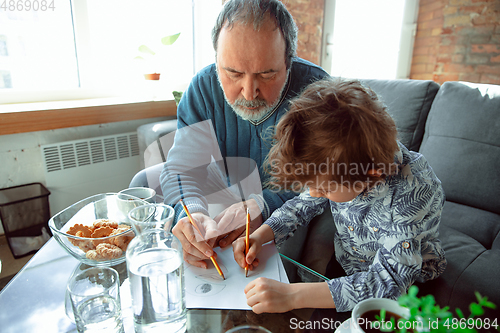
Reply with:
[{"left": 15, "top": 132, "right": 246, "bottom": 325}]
[{"left": 0, "top": 116, "right": 169, "bottom": 234}]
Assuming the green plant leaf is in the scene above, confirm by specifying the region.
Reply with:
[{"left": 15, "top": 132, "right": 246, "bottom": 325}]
[
  {"left": 422, "top": 295, "right": 436, "bottom": 312},
  {"left": 161, "top": 33, "right": 180, "bottom": 46},
  {"left": 435, "top": 307, "right": 452, "bottom": 319},
  {"left": 475, "top": 292, "right": 483, "bottom": 303},
  {"left": 172, "top": 91, "right": 183, "bottom": 106},
  {"left": 134, "top": 56, "right": 144, "bottom": 60},
  {"left": 469, "top": 303, "right": 484, "bottom": 317},
  {"left": 484, "top": 301, "right": 496, "bottom": 309},
  {"left": 455, "top": 308, "right": 464, "bottom": 319},
  {"left": 138, "top": 45, "right": 155, "bottom": 55},
  {"left": 408, "top": 285, "right": 419, "bottom": 297}
]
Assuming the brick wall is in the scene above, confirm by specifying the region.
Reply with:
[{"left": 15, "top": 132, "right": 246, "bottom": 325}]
[
  {"left": 411, "top": 0, "right": 500, "bottom": 84},
  {"left": 220, "top": 0, "right": 325, "bottom": 66},
  {"left": 284, "top": 0, "right": 325, "bottom": 66}
]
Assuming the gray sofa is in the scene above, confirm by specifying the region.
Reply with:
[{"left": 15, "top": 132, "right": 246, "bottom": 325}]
[
  {"left": 132, "top": 79, "right": 500, "bottom": 318},
  {"left": 361, "top": 79, "right": 500, "bottom": 320}
]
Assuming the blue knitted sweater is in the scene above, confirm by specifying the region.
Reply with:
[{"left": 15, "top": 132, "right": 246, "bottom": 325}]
[{"left": 160, "top": 57, "right": 328, "bottom": 221}]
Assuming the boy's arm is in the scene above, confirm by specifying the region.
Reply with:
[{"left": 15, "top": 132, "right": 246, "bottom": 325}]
[
  {"left": 292, "top": 282, "right": 336, "bottom": 309},
  {"left": 256, "top": 188, "right": 300, "bottom": 221},
  {"left": 251, "top": 223, "right": 275, "bottom": 244},
  {"left": 245, "top": 279, "right": 335, "bottom": 314},
  {"left": 328, "top": 182, "right": 446, "bottom": 312},
  {"left": 234, "top": 190, "right": 327, "bottom": 271},
  {"left": 264, "top": 191, "right": 329, "bottom": 247}
]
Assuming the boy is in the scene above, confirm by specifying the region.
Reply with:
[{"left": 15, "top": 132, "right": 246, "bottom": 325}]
[{"left": 233, "top": 78, "right": 446, "bottom": 313}]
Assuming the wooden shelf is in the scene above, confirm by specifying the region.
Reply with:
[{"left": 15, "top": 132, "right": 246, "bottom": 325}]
[{"left": 0, "top": 100, "right": 177, "bottom": 135}]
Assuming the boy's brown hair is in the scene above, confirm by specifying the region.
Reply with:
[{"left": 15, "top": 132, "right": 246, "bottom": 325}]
[{"left": 265, "top": 77, "right": 399, "bottom": 192}]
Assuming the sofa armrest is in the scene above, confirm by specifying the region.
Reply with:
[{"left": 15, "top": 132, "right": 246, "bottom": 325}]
[{"left": 137, "top": 117, "right": 177, "bottom": 169}]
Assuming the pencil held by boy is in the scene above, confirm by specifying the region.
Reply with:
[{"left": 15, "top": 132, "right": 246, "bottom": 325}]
[{"left": 232, "top": 78, "right": 447, "bottom": 314}]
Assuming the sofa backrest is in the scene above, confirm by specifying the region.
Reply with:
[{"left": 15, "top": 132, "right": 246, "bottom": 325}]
[
  {"left": 419, "top": 81, "right": 500, "bottom": 215},
  {"left": 361, "top": 79, "right": 440, "bottom": 152}
]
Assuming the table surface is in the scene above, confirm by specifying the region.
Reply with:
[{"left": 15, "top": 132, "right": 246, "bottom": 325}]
[{"left": 0, "top": 237, "right": 350, "bottom": 333}]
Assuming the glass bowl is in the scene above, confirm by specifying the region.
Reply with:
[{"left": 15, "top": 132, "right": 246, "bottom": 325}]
[{"left": 49, "top": 193, "right": 149, "bottom": 266}]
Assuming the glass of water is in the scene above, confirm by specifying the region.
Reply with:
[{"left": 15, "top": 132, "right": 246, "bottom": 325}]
[
  {"left": 128, "top": 204, "right": 175, "bottom": 235},
  {"left": 67, "top": 266, "right": 124, "bottom": 333},
  {"left": 126, "top": 228, "right": 186, "bottom": 333},
  {"left": 226, "top": 325, "right": 273, "bottom": 333}
]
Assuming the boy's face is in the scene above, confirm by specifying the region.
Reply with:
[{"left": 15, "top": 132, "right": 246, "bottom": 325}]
[{"left": 308, "top": 180, "right": 365, "bottom": 203}]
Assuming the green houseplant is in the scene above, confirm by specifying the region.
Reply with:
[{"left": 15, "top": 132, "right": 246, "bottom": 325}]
[
  {"left": 373, "top": 286, "right": 498, "bottom": 333},
  {"left": 134, "top": 32, "right": 180, "bottom": 80},
  {"left": 172, "top": 90, "right": 183, "bottom": 106}
]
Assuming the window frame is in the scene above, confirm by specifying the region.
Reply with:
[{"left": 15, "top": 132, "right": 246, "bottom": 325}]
[
  {"left": 320, "top": 0, "right": 419, "bottom": 80},
  {"left": 1, "top": 0, "right": 219, "bottom": 105},
  {"left": 0, "top": 0, "right": 220, "bottom": 135}
]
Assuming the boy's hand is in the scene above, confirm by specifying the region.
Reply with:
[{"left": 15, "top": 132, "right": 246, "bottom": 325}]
[
  {"left": 232, "top": 235, "right": 261, "bottom": 271},
  {"left": 244, "top": 278, "right": 296, "bottom": 314},
  {"left": 215, "top": 199, "right": 263, "bottom": 248}
]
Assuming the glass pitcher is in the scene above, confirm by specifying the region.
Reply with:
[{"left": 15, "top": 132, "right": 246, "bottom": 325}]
[{"left": 126, "top": 229, "right": 186, "bottom": 333}]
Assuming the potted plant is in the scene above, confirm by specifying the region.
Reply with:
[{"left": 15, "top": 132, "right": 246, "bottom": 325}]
[
  {"left": 172, "top": 90, "right": 183, "bottom": 106},
  {"left": 134, "top": 32, "right": 181, "bottom": 80},
  {"left": 352, "top": 286, "right": 498, "bottom": 333}
]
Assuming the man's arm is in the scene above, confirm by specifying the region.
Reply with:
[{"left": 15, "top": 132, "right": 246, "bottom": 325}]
[{"left": 160, "top": 73, "right": 217, "bottom": 221}]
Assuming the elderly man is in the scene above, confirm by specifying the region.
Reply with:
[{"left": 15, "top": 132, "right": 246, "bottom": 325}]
[{"left": 136, "top": 0, "right": 328, "bottom": 268}]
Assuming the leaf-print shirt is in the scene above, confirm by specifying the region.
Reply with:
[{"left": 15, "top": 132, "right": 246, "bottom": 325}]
[{"left": 265, "top": 142, "right": 447, "bottom": 312}]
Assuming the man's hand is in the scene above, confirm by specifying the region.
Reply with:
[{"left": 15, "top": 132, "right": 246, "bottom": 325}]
[
  {"left": 172, "top": 212, "right": 218, "bottom": 269},
  {"left": 172, "top": 199, "right": 263, "bottom": 268},
  {"left": 214, "top": 199, "right": 263, "bottom": 248}
]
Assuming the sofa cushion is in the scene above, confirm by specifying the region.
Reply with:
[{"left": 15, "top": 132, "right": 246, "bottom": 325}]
[
  {"left": 278, "top": 210, "right": 336, "bottom": 283},
  {"left": 416, "top": 201, "right": 500, "bottom": 318},
  {"left": 419, "top": 81, "right": 500, "bottom": 214},
  {"left": 361, "top": 79, "right": 440, "bottom": 151}
]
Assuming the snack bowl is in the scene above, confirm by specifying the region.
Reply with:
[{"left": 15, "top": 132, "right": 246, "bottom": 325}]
[{"left": 49, "top": 193, "right": 149, "bottom": 266}]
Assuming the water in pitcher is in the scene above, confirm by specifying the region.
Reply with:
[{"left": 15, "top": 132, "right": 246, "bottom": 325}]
[{"left": 128, "top": 248, "right": 187, "bottom": 333}]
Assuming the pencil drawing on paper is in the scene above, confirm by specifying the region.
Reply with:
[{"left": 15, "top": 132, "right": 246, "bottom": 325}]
[
  {"left": 185, "top": 262, "right": 229, "bottom": 297},
  {"left": 184, "top": 243, "right": 283, "bottom": 309},
  {"left": 192, "top": 281, "right": 226, "bottom": 297}
]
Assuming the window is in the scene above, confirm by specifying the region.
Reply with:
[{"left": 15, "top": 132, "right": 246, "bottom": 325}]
[
  {"left": 0, "top": 1, "right": 78, "bottom": 91},
  {"left": 0, "top": 0, "right": 222, "bottom": 103},
  {"left": 321, "top": 0, "right": 418, "bottom": 80}
]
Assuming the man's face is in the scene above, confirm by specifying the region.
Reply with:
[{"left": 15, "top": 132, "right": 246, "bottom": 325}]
[{"left": 216, "top": 19, "right": 289, "bottom": 122}]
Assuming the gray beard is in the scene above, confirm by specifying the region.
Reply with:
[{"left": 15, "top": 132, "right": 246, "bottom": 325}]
[{"left": 216, "top": 68, "right": 289, "bottom": 122}]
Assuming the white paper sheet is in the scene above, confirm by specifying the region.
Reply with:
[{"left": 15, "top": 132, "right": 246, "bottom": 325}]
[{"left": 185, "top": 242, "right": 287, "bottom": 310}]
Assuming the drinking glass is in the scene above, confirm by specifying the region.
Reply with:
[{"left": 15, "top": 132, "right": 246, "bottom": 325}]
[
  {"left": 226, "top": 325, "right": 272, "bottom": 333},
  {"left": 118, "top": 187, "right": 156, "bottom": 203},
  {"left": 128, "top": 203, "right": 175, "bottom": 234},
  {"left": 126, "top": 228, "right": 186, "bottom": 333},
  {"left": 67, "top": 267, "right": 124, "bottom": 333}
]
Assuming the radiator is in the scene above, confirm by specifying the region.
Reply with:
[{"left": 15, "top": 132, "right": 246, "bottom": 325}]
[{"left": 41, "top": 132, "right": 140, "bottom": 215}]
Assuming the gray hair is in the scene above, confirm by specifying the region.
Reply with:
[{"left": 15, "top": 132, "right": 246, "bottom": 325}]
[{"left": 212, "top": 0, "right": 298, "bottom": 69}]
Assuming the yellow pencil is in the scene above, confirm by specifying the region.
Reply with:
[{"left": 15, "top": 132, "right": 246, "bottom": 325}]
[
  {"left": 179, "top": 199, "right": 225, "bottom": 280},
  {"left": 245, "top": 208, "right": 250, "bottom": 277}
]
